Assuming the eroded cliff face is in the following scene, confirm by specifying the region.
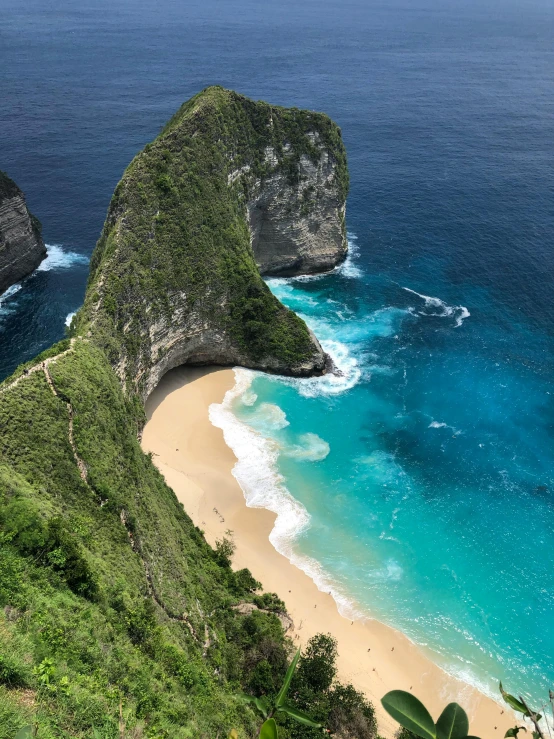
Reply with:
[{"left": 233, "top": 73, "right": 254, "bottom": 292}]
[
  {"left": 248, "top": 138, "right": 347, "bottom": 276},
  {"left": 77, "top": 87, "right": 348, "bottom": 399},
  {"left": 0, "top": 171, "right": 46, "bottom": 295}
]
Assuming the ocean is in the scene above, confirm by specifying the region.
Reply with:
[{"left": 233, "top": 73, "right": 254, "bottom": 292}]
[{"left": 1, "top": 0, "right": 553, "bottom": 706}]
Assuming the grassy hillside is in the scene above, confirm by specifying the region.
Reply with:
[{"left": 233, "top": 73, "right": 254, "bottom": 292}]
[{"left": 0, "top": 339, "right": 375, "bottom": 738}]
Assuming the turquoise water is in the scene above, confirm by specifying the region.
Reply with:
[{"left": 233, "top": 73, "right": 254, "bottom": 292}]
[{"left": 211, "top": 236, "right": 554, "bottom": 704}]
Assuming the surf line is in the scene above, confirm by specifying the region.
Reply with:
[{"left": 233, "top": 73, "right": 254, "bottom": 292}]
[{"left": 402, "top": 286, "right": 470, "bottom": 328}]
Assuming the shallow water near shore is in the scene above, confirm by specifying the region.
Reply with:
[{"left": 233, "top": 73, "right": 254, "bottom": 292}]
[{"left": 2, "top": 0, "right": 553, "bottom": 708}]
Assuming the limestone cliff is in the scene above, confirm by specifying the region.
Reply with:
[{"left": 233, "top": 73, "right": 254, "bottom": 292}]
[
  {"left": 0, "top": 170, "right": 46, "bottom": 294},
  {"left": 77, "top": 87, "right": 348, "bottom": 398},
  {"left": 248, "top": 134, "right": 347, "bottom": 276}
]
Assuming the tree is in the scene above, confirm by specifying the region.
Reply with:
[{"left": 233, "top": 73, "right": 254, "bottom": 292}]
[{"left": 242, "top": 649, "right": 323, "bottom": 737}]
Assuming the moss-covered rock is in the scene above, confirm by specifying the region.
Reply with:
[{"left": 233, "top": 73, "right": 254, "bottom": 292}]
[{"left": 77, "top": 86, "right": 348, "bottom": 398}]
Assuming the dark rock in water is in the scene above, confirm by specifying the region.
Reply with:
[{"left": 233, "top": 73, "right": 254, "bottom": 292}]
[{"left": 0, "top": 170, "right": 47, "bottom": 294}]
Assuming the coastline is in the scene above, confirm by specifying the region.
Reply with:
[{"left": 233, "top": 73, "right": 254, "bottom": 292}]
[{"left": 142, "top": 365, "right": 514, "bottom": 738}]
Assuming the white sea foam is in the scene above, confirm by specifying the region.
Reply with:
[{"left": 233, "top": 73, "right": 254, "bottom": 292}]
[
  {"left": 38, "top": 244, "right": 89, "bottom": 271},
  {"left": 250, "top": 402, "right": 290, "bottom": 430},
  {"left": 1, "top": 247, "right": 88, "bottom": 323},
  {"left": 0, "top": 283, "right": 22, "bottom": 306},
  {"left": 336, "top": 233, "right": 363, "bottom": 278},
  {"left": 209, "top": 368, "right": 364, "bottom": 621},
  {"left": 284, "top": 433, "right": 330, "bottom": 462},
  {"left": 455, "top": 305, "right": 471, "bottom": 327},
  {"left": 209, "top": 369, "right": 308, "bottom": 539},
  {"left": 0, "top": 283, "right": 23, "bottom": 323},
  {"left": 403, "top": 286, "right": 470, "bottom": 328},
  {"left": 429, "top": 420, "right": 462, "bottom": 435},
  {"left": 241, "top": 388, "right": 257, "bottom": 406},
  {"left": 264, "top": 281, "right": 364, "bottom": 398},
  {"left": 65, "top": 311, "right": 76, "bottom": 327},
  {"left": 276, "top": 337, "right": 362, "bottom": 398}
]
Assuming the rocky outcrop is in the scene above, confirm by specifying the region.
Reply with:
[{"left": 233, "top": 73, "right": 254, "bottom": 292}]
[
  {"left": 77, "top": 87, "right": 348, "bottom": 398},
  {"left": 0, "top": 171, "right": 46, "bottom": 294},
  {"left": 248, "top": 139, "right": 347, "bottom": 276}
]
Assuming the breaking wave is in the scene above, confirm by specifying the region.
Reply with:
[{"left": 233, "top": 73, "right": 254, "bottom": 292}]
[
  {"left": 209, "top": 367, "right": 365, "bottom": 621},
  {"left": 38, "top": 244, "right": 89, "bottom": 271},
  {"left": 403, "top": 286, "right": 470, "bottom": 328}
]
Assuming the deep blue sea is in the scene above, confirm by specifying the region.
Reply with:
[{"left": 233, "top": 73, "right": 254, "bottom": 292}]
[{"left": 1, "top": 0, "right": 553, "bottom": 706}]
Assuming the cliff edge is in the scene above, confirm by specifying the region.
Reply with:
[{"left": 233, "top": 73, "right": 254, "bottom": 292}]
[
  {"left": 77, "top": 86, "right": 348, "bottom": 398},
  {"left": 0, "top": 170, "right": 46, "bottom": 295}
]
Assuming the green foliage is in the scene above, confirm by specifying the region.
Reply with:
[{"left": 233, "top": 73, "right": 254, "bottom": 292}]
[
  {"left": 326, "top": 683, "right": 378, "bottom": 739},
  {"left": 260, "top": 718, "right": 279, "bottom": 739},
  {"left": 381, "top": 690, "right": 477, "bottom": 739},
  {"left": 215, "top": 537, "right": 236, "bottom": 568},
  {"left": 242, "top": 634, "right": 377, "bottom": 738},
  {"left": 436, "top": 703, "right": 469, "bottom": 739},
  {"left": 280, "top": 633, "right": 376, "bottom": 739},
  {"left": 233, "top": 568, "right": 262, "bottom": 596},
  {"left": 0, "top": 341, "right": 297, "bottom": 737},
  {"left": 243, "top": 648, "right": 323, "bottom": 735},
  {"left": 253, "top": 593, "right": 286, "bottom": 613},
  {"left": 295, "top": 633, "right": 336, "bottom": 694}
]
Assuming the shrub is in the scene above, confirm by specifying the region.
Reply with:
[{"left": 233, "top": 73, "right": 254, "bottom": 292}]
[{"left": 253, "top": 593, "right": 286, "bottom": 613}]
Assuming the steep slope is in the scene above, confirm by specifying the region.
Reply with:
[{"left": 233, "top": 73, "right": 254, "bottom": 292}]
[
  {"left": 0, "top": 338, "right": 286, "bottom": 737},
  {"left": 0, "top": 171, "right": 47, "bottom": 294},
  {"left": 77, "top": 86, "right": 348, "bottom": 399}
]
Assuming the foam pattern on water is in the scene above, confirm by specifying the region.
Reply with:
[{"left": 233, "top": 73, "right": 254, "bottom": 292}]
[{"left": 38, "top": 244, "right": 89, "bottom": 272}]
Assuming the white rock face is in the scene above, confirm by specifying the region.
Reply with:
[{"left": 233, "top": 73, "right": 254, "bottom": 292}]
[
  {"left": 247, "top": 139, "right": 347, "bottom": 276},
  {"left": 121, "top": 289, "right": 327, "bottom": 400}
]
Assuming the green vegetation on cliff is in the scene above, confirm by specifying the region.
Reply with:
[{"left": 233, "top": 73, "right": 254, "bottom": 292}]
[
  {"left": 77, "top": 86, "right": 348, "bottom": 395},
  {"left": 0, "top": 340, "right": 373, "bottom": 738}
]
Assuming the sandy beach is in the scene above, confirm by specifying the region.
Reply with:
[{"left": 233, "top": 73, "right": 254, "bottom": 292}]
[{"left": 142, "top": 365, "right": 514, "bottom": 738}]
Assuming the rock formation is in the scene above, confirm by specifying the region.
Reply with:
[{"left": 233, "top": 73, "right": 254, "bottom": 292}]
[
  {"left": 77, "top": 86, "right": 348, "bottom": 398},
  {"left": 0, "top": 170, "right": 46, "bottom": 294},
  {"left": 248, "top": 136, "right": 347, "bottom": 276}
]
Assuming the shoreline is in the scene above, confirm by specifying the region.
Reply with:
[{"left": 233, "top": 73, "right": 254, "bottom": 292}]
[{"left": 142, "top": 365, "right": 513, "bottom": 738}]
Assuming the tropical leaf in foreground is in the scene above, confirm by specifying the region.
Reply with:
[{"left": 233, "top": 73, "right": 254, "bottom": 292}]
[
  {"left": 260, "top": 718, "right": 278, "bottom": 739},
  {"left": 279, "top": 700, "right": 323, "bottom": 727},
  {"left": 436, "top": 702, "right": 469, "bottom": 739},
  {"left": 381, "top": 690, "right": 437, "bottom": 739},
  {"left": 275, "top": 648, "right": 301, "bottom": 708}
]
